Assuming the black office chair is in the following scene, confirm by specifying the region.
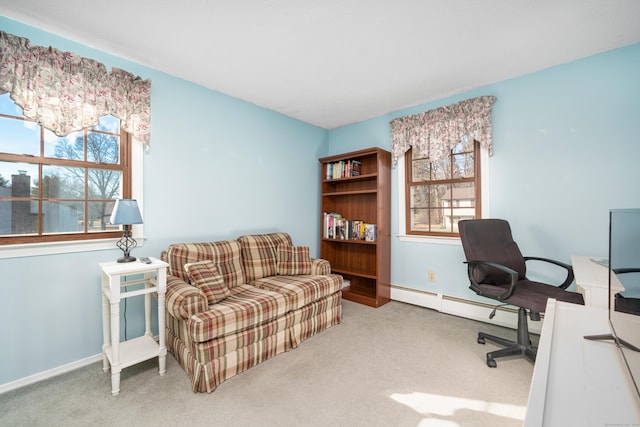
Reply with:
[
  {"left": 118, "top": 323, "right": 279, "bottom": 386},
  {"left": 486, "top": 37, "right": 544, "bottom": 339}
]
[{"left": 458, "top": 219, "right": 584, "bottom": 367}]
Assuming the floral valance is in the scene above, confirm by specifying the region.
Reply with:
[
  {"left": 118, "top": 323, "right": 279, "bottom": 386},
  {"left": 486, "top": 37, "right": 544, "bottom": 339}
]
[
  {"left": 0, "top": 31, "right": 151, "bottom": 147},
  {"left": 389, "top": 96, "right": 496, "bottom": 167}
]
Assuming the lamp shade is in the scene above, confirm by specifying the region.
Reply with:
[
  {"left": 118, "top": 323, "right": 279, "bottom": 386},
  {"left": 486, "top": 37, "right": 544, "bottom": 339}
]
[{"left": 109, "top": 199, "right": 143, "bottom": 225}]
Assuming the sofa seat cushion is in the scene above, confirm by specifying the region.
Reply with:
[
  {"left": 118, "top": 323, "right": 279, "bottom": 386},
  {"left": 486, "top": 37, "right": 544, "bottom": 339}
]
[
  {"left": 237, "top": 233, "right": 292, "bottom": 282},
  {"left": 252, "top": 274, "right": 343, "bottom": 311},
  {"left": 165, "top": 240, "right": 245, "bottom": 289},
  {"left": 191, "top": 315, "right": 290, "bottom": 363},
  {"left": 187, "top": 284, "right": 288, "bottom": 343}
]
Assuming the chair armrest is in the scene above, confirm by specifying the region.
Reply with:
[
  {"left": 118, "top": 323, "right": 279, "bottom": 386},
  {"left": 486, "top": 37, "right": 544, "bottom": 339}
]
[
  {"left": 465, "top": 260, "right": 519, "bottom": 301},
  {"left": 311, "top": 258, "right": 331, "bottom": 275},
  {"left": 166, "top": 275, "right": 208, "bottom": 320},
  {"left": 524, "top": 256, "right": 574, "bottom": 289}
]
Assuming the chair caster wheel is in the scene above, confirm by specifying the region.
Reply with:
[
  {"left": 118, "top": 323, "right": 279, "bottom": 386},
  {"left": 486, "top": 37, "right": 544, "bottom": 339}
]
[
  {"left": 486, "top": 356, "right": 497, "bottom": 368},
  {"left": 478, "top": 337, "right": 486, "bottom": 345}
]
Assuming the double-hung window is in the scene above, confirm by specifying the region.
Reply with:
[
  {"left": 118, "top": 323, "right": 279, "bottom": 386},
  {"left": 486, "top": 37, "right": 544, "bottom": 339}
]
[
  {"left": 0, "top": 93, "right": 132, "bottom": 245},
  {"left": 404, "top": 138, "right": 482, "bottom": 237},
  {"left": 392, "top": 96, "right": 495, "bottom": 240}
]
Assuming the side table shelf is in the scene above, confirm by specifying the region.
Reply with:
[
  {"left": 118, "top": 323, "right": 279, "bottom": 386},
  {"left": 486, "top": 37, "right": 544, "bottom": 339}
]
[{"left": 100, "top": 257, "right": 169, "bottom": 395}]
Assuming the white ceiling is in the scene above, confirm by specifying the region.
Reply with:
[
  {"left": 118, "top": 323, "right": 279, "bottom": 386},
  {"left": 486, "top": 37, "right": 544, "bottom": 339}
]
[{"left": 1, "top": 0, "right": 640, "bottom": 129}]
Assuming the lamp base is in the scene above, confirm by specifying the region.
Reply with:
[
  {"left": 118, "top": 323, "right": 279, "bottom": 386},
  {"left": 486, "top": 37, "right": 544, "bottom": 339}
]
[{"left": 117, "top": 255, "right": 137, "bottom": 263}]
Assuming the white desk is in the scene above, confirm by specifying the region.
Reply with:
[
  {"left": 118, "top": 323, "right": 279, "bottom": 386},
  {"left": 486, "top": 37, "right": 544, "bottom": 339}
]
[
  {"left": 571, "top": 255, "right": 624, "bottom": 309},
  {"left": 100, "top": 257, "right": 168, "bottom": 395},
  {"left": 524, "top": 299, "right": 640, "bottom": 426}
]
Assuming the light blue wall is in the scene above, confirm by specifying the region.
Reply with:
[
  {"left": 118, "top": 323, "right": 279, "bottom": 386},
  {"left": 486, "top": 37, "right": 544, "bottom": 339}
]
[
  {"left": 1, "top": 15, "right": 639, "bottom": 387},
  {"left": 0, "top": 17, "right": 328, "bottom": 385},
  {"left": 329, "top": 42, "right": 640, "bottom": 300}
]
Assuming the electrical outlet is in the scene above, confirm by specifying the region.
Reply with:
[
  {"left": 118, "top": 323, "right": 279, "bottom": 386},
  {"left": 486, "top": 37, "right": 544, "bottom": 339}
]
[{"left": 428, "top": 271, "right": 436, "bottom": 282}]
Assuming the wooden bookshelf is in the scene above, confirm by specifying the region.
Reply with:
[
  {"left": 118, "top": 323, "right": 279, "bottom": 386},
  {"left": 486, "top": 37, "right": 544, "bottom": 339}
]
[{"left": 319, "top": 147, "right": 391, "bottom": 308}]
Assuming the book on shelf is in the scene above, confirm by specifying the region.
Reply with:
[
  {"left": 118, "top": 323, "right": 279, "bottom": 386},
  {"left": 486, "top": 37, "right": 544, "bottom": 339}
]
[
  {"left": 350, "top": 160, "right": 361, "bottom": 176},
  {"left": 323, "top": 212, "right": 376, "bottom": 241},
  {"left": 364, "top": 224, "right": 377, "bottom": 241},
  {"left": 325, "top": 159, "right": 362, "bottom": 180}
]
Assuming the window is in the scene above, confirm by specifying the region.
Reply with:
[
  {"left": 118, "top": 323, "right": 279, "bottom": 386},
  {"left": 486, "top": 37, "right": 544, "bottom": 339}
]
[
  {"left": 0, "top": 93, "right": 132, "bottom": 245},
  {"left": 404, "top": 138, "right": 481, "bottom": 237}
]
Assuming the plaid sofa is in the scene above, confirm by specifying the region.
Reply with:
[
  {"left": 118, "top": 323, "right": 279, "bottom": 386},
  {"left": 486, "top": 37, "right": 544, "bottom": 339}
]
[{"left": 161, "top": 232, "right": 343, "bottom": 393}]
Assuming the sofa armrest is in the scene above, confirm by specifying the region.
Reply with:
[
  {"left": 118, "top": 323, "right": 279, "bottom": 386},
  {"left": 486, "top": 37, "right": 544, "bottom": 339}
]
[
  {"left": 166, "top": 275, "right": 208, "bottom": 320},
  {"left": 311, "top": 258, "right": 331, "bottom": 275}
]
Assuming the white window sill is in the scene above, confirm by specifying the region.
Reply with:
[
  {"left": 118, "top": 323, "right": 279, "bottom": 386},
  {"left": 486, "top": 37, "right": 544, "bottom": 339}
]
[
  {"left": 397, "top": 234, "right": 462, "bottom": 246},
  {"left": 0, "top": 236, "right": 146, "bottom": 259}
]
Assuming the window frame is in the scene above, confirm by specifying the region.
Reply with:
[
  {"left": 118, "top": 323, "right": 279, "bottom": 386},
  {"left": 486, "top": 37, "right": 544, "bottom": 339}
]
[
  {"left": 0, "top": 111, "right": 144, "bottom": 258},
  {"left": 397, "top": 144, "right": 489, "bottom": 245}
]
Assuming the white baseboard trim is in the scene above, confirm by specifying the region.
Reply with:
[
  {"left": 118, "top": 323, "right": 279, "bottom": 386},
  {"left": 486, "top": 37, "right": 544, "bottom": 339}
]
[
  {"left": 390, "top": 284, "right": 543, "bottom": 335},
  {"left": 0, "top": 353, "right": 103, "bottom": 395},
  {"left": 1, "top": 335, "right": 161, "bottom": 395}
]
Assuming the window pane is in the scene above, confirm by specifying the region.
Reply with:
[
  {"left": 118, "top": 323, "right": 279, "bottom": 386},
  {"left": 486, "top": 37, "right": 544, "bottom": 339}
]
[
  {"left": 42, "top": 201, "right": 83, "bottom": 233},
  {"left": 428, "top": 207, "right": 448, "bottom": 233},
  {"left": 87, "top": 132, "right": 119, "bottom": 164},
  {"left": 93, "top": 115, "right": 120, "bottom": 133},
  {"left": 431, "top": 156, "right": 451, "bottom": 180},
  {"left": 410, "top": 185, "right": 430, "bottom": 208},
  {"left": 88, "top": 200, "right": 118, "bottom": 233},
  {"left": 442, "top": 182, "right": 476, "bottom": 234},
  {"left": 44, "top": 130, "right": 84, "bottom": 159},
  {"left": 430, "top": 184, "right": 450, "bottom": 230},
  {"left": 452, "top": 152, "right": 474, "bottom": 178},
  {"left": 0, "top": 200, "right": 10, "bottom": 235},
  {"left": 43, "top": 165, "right": 85, "bottom": 198},
  {"left": 0, "top": 116, "right": 40, "bottom": 156},
  {"left": 0, "top": 93, "right": 23, "bottom": 116},
  {"left": 411, "top": 158, "right": 430, "bottom": 182},
  {"left": 88, "top": 168, "right": 121, "bottom": 200},
  {"left": 0, "top": 162, "right": 38, "bottom": 196},
  {"left": 410, "top": 208, "right": 429, "bottom": 232},
  {"left": 429, "top": 183, "right": 450, "bottom": 209},
  {"left": 452, "top": 182, "right": 475, "bottom": 212},
  {"left": 0, "top": 199, "right": 38, "bottom": 235},
  {"left": 452, "top": 136, "right": 474, "bottom": 154}
]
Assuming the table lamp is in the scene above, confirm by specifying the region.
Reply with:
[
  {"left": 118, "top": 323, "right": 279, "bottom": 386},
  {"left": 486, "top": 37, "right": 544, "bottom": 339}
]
[{"left": 109, "top": 199, "right": 143, "bottom": 263}]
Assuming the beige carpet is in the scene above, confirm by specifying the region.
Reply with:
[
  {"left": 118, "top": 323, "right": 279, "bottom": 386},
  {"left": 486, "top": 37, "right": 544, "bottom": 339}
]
[{"left": 0, "top": 300, "right": 535, "bottom": 427}]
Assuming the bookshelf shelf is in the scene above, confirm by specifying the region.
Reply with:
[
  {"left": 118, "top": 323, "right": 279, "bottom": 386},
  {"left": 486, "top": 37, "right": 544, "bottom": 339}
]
[
  {"left": 322, "top": 238, "right": 377, "bottom": 245},
  {"left": 322, "top": 172, "right": 378, "bottom": 183},
  {"left": 319, "top": 147, "right": 391, "bottom": 308},
  {"left": 322, "top": 189, "right": 378, "bottom": 197}
]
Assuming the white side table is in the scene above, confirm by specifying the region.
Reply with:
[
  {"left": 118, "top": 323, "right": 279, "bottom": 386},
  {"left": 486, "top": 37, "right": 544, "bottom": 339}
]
[{"left": 100, "top": 257, "right": 169, "bottom": 395}]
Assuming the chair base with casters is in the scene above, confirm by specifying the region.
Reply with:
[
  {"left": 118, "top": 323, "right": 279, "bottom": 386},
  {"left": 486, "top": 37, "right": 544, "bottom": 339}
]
[{"left": 478, "top": 307, "right": 537, "bottom": 368}]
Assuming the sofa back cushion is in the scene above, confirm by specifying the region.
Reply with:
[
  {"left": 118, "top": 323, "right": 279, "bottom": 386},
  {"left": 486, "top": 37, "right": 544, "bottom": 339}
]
[
  {"left": 165, "top": 240, "right": 245, "bottom": 288},
  {"left": 237, "top": 233, "right": 293, "bottom": 282}
]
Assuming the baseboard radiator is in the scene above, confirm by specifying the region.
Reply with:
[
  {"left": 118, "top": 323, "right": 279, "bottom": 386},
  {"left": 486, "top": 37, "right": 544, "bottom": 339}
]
[{"left": 390, "top": 284, "right": 543, "bottom": 335}]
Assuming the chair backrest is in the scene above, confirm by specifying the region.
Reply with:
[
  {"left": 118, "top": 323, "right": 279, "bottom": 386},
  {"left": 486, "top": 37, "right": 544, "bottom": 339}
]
[{"left": 458, "top": 219, "right": 527, "bottom": 284}]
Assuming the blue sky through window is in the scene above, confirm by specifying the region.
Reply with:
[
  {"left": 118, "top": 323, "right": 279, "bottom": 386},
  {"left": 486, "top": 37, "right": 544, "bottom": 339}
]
[{"left": 0, "top": 93, "right": 120, "bottom": 187}]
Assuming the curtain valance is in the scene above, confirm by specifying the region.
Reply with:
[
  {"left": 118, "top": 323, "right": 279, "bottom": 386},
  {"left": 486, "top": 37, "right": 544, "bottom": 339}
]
[
  {"left": 389, "top": 96, "right": 496, "bottom": 166},
  {"left": 0, "top": 31, "right": 151, "bottom": 147}
]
